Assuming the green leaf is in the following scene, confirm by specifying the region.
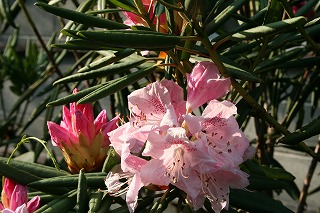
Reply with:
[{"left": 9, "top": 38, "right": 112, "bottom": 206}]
[
  {"left": 264, "top": 0, "right": 283, "bottom": 24},
  {"left": 34, "top": 2, "right": 129, "bottom": 29},
  {"left": 206, "top": 0, "right": 249, "bottom": 35},
  {"left": 76, "top": 170, "right": 88, "bottom": 213},
  {"left": 244, "top": 160, "right": 295, "bottom": 181},
  {"left": 275, "top": 56, "right": 320, "bottom": 69},
  {"left": 77, "top": 65, "right": 157, "bottom": 104},
  {"left": 52, "top": 40, "right": 122, "bottom": 51},
  {"left": 278, "top": 116, "right": 320, "bottom": 145},
  {"left": 102, "top": 147, "right": 121, "bottom": 173},
  {"left": 53, "top": 59, "right": 147, "bottom": 85},
  {"left": 248, "top": 175, "right": 292, "bottom": 190},
  {"left": 28, "top": 173, "right": 106, "bottom": 188},
  {"left": 0, "top": 159, "right": 42, "bottom": 184},
  {"left": 223, "top": 62, "right": 262, "bottom": 82},
  {"left": 46, "top": 82, "right": 113, "bottom": 106},
  {"left": 230, "top": 189, "right": 293, "bottom": 213},
  {"left": 34, "top": 190, "right": 77, "bottom": 213},
  {"left": 255, "top": 48, "right": 305, "bottom": 72},
  {"left": 77, "top": 30, "right": 180, "bottom": 50},
  {"left": 78, "top": 48, "right": 136, "bottom": 73},
  {"left": 108, "top": 0, "right": 137, "bottom": 12},
  {"left": 0, "top": 159, "right": 69, "bottom": 195},
  {"left": 0, "top": 156, "right": 69, "bottom": 178},
  {"left": 230, "top": 16, "right": 307, "bottom": 41}
]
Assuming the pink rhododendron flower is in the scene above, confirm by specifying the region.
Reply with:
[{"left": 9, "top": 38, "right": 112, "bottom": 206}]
[
  {"left": 186, "top": 61, "right": 231, "bottom": 113},
  {"left": 106, "top": 61, "right": 254, "bottom": 212},
  {"left": 0, "top": 178, "right": 40, "bottom": 213},
  {"left": 47, "top": 88, "right": 119, "bottom": 173},
  {"left": 122, "top": 0, "right": 166, "bottom": 28}
]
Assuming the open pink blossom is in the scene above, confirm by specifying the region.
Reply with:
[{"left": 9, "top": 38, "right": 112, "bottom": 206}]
[
  {"left": 190, "top": 169, "right": 249, "bottom": 212},
  {"left": 0, "top": 178, "right": 40, "bottom": 213},
  {"left": 186, "top": 61, "right": 231, "bottom": 113},
  {"left": 141, "top": 127, "right": 204, "bottom": 199},
  {"left": 47, "top": 88, "right": 119, "bottom": 173},
  {"left": 184, "top": 100, "right": 251, "bottom": 167}
]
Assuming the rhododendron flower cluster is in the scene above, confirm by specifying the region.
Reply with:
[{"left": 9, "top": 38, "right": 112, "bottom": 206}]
[
  {"left": 47, "top": 89, "right": 119, "bottom": 174},
  {"left": 105, "top": 61, "right": 255, "bottom": 212},
  {"left": 0, "top": 178, "right": 40, "bottom": 213}
]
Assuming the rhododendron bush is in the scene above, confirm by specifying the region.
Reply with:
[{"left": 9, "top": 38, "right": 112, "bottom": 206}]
[{"left": 0, "top": 0, "right": 320, "bottom": 212}]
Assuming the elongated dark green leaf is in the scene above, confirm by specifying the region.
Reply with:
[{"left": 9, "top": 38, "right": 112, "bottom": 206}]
[
  {"left": 52, "top": 40, "right": 121, "bottom": 51},
  {"left": 0, "top": 160, "right": 42, "bottom": 184},
  {"left": 275, "top": 57, "right": 320, "bottom": 69},
  {"left": 60, "top": 0, "right": 94, "bottom": 39},
  {"left": 77, "top": 30, "right": 180, "bottom": 50},
  {"left": 230, "top": 189, "right": 293, "bottom": 213},
  {"left": 206, "top": 0, "right": 249, "bottom": 35},
  {"left": 0, "top": 159, "right": 69, "bottom": 195},
  {"left": 224, "top": 62, "right": 262, "bottom": 82},
  {"left": 28, "top": 174, "right": 106, "bottom": 188},
  {"left": 230, "top": 16, "right": 307, "bottom": 41},
  {"left": 78, "top": 65, "right": 157, "bottom": 104},
  {"left": 0, "top": 0, "right": 16, "bottom": 28},
  {"left": 108, "top": 0, "right": 136, "bottom": 12},
  {"left": 35, "top": 2, "right": 129, "bottom": 29},
  {"left": 76, "top": 170, "right": 88, "bottom": 213},
  {"left": 34, "top": 190, "right": 77, "bottom": 213},
  {"left": 46, "top": 82, "right": 112, "bottom": 106},
  {"left": 60, "top": 29, "right": 83, "bottom": 39},
  {"left": 248, "top": 175, "right": 291, "bottom": 190},
  {"left": 0, "top": 0, "right": 21, "bottom": 32},
  {"left": 244, "top": 160, "right": 295, "bottom": 181},
  {"left": 264, "top": 0, "right": 283, "bottom": 24},
  {"left": 255, "top": 48, "right": 305, "bottom": 72},
  {"left": 53, "top": 59, "right": 147, "bottom": 85},
  {"left": 86, "top": 8, "right": 125, "bottom": 15},
  {"left": 78, "top": 48, "right": 136, "bottom": 73},
  {"left": 279, "top": 116, "right": 320, "bottom": 145},
  {"left": 0, "top": 156, "right": 69, "bottom": 178}
]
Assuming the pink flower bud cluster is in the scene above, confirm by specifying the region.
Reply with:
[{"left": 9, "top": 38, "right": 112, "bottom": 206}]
[
  {"left": 105, "top": 61, "right": 255, "bottom": 212},
  {"left": 47, "top": 89, "right": 119, "bottom": 173},
  {"left": 0, "top": 178, "right": 40, "bottom": 213}
]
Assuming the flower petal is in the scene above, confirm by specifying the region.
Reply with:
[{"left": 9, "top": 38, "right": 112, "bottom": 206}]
[
  {"left": 94, "top": 110, "right": 107, "bottom": 134},
  {"left": 186, "top": 62, "right": 231, "bottom": 112},
  {"left": 27, "top": 196, "right": 40, "bottom": 213},
  {"left": 126, "top": 173, "right": 144, "bottom": 213},
  {"left": 10, "top": 184, "right": 27, "bottom": 211},
  {"left": 47, "top": 121, "right": 74, "bottom": 147}
]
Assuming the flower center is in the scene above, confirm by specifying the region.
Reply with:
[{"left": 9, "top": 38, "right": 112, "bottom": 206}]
[{"left": 165, "top": 148, "right": 189, "bottom": 183}]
